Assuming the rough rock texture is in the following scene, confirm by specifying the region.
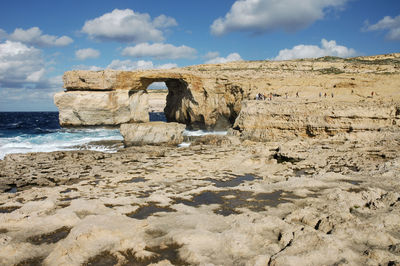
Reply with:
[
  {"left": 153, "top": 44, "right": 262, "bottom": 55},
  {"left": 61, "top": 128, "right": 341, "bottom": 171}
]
[
  {"left": 120, "top": 122, "right": 186, "bottom": 146},
  {"left": 1, "top": 131, "right": 400, "bottom": 265},
  {"left": 55, "top": 53, "right": 400, "bottom": 129},
  {"left": 54, "top": 89, "right": 149, "bottom": 126},
  {"left": 230, "top": 99, "right": 400, "bottom": 141}
]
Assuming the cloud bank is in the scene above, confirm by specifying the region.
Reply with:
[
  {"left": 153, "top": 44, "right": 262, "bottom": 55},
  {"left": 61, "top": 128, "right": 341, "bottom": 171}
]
[
  {"left": 122, "top": 43, "right": 197, "bottom": 59},
  {"left": 1, "top": 27, "right": 73, "bottom": 47},
  {"left": 0, "top": 40, "right": 45, "bottom": 87},
  {"left": 75, "top": 48, "right": 100, "bottom": 60},
  {"left": 211, "top": 0, "right": 348, "bottom": 36},
  {"left": 205, "top": 52, "right": 243, "bottom": 64},
  {"left": 75, "top": 60, "right": 178, "bottom": 72},
  {"left": 365, "top": 15, "right": 400, "bottom": 41},
  {"left": 107, "top": 59, "right": 177, "bottom": 70},
  {"left": 274, "top": 39, "right": 356, "bottom": 60},
  {"left": 82, "top": 9, "right": 177, "bottom": 43},
  {"left": 0, "top": 40, "right": 63, "bottom": 110}
]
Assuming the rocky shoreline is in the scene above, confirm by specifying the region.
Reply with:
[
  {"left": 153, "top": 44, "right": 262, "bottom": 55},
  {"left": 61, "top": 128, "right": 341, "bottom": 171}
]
[
  {"left": 1, "top": 54, "right": 400, "bottom": 265},
  {"left": 1, "top": 129, "right": 400, "bottom": 265}
]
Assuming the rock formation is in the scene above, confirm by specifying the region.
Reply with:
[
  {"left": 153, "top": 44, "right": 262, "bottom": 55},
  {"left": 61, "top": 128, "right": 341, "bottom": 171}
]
[
  {"left": 120, "top": 122, "right": 186, "bottom": 146},
  {"left": 55, "top": 53, "right": 400, "bottom": 130},
  {"left": 54, "top": 89, "right": 149, "bottom": 126},
  {"left": 3, "top": 53, "right": 400, "bottom": 265},
  {"left": 230, "top": 99, "right": 400, "bottom": 141}
]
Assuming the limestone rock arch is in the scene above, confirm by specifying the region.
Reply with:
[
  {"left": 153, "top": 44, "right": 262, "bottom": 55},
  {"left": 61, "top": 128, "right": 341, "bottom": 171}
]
[{"left": 54, "top": 70, "right": 245, "bottom": 129}]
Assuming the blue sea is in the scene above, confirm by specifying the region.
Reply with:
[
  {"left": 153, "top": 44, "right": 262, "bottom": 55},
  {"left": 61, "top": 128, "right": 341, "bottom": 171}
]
[
  {"left": 0, "top": 112, "right": 228, "bottom": 160},
  {"left": 0, "top": 112, "right": 123, "bottom": 160}
]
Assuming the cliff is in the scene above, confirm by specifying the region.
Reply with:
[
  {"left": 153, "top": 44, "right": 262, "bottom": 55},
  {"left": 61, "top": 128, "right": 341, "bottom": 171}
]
[
  {"left": 230, "top": 99, "right": 400, "bottom": 141},
  {"left": 54, "top": 53, "right": 400, "bottom": 129}
]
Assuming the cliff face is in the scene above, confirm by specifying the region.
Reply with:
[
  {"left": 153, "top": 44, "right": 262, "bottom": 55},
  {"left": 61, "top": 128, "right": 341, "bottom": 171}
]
[
  {"left": 54, "top": 90, "right": 149, "bottom": 126},
  {"left": 230, "top": 100, "right": 400, "bottom": 141},
  {"left": 54, "top": 53, "right": 400, "bottom": 129}
]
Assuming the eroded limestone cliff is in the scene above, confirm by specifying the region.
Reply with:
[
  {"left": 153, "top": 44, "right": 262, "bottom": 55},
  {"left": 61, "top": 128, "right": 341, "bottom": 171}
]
[
  {"left": 230, "top": 99, "right": 400, "bottom": 141},
  {"left": 55, "top": 53, "right": 400, "bottom": 130}
]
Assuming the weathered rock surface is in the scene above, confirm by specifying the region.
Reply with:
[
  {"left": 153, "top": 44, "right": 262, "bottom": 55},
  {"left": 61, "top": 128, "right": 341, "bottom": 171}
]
[
  {"left": 54, "top": 89, "right": 149, "bottom": 126},
  {"left": 55, "top": 53, "right": 400, "bottom": 129},
  {"left": 1, "top": 131, "right": 400, "bottom": 265},
  {"left": 230, "top": 99, "right": 400, "bottom": 141},
  {"left": 120, "top": 122, "right": 186, "bottom": 146}
]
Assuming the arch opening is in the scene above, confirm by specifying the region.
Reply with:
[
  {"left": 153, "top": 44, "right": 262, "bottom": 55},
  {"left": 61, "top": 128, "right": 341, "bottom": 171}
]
[
  {"left": 143, "top": 77, "right": 199, "bottom": 127},
  {"left": 146, "top": 82, "right": 168, "bottom": 122}
]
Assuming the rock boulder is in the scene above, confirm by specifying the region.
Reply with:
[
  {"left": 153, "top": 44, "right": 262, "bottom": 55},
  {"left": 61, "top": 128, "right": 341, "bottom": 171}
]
[{"left": 120, "top": 122, "right": 186, "bottom": 146}]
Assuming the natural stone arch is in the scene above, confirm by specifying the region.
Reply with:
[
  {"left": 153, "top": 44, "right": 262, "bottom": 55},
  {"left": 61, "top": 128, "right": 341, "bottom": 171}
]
[
  {"left": 55, "top": 70, "right": 246, "bottom": 129},
  {"left": 139, "top": 77, "right": 201, "bottom": 126}
]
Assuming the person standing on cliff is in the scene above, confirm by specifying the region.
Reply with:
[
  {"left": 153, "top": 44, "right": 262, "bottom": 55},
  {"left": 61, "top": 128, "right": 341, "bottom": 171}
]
[{"left": 296, "top": 92, "right": 299, "bottom": 98}]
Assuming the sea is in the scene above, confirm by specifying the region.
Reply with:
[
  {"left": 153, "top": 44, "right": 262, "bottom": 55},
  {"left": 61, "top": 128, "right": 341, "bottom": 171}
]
[{"left": 0, "top": 112, "right": 227, "bottom": 160}]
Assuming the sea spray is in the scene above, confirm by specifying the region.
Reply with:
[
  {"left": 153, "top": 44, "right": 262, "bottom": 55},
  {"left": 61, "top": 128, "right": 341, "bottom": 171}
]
[{"left": 0, "top": 112, "right": 123, "bottom": 159}]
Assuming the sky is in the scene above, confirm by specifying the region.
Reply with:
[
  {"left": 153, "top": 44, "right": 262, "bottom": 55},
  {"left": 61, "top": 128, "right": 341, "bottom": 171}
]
[{"left": 0, "top": 0, "right": 399, "bottom": 111}]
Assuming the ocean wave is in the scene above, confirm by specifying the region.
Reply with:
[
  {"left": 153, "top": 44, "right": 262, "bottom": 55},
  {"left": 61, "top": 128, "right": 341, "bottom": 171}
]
[{"left": 0, "top": 128, "right": 123, "bottom": 160}]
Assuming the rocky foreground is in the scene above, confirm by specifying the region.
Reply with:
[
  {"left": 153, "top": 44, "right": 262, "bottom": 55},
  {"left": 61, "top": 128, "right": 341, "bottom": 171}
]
[
  {"left": 1, "top": 54, "right": 400, "bottom": 265},
  {"left": 1, "top": 129, "right": 400, "bottom": 265}
]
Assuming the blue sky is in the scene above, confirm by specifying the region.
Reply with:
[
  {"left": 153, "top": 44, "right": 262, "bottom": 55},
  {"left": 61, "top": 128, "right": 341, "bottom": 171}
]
[{"left": 0, "top": 0, "right": 399, "bottom": 111}]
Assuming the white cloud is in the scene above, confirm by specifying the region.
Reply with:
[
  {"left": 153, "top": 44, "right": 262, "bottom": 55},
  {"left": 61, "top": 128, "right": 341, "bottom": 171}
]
[
  {"left": 0, "top": 82, "right": 62, "bottom": 111},
  {"left": 0, "top": 29, "right": 6, "bottom": 39},
  {"left": 205, "top": 52, "right": 243, "bottom": 64},
  {"left": 71, "top": 65, "right": 103, "bottom": 71},
  {"left": 73, "top": 60, "right": 178, "bottom": 72},
  {"left": 204, "top": 51, "right": 220, "bottom": 60},
  {"left": 26, "top": 68, "right": 46, "bottom": 83},
  {"left": 0, "top": 40, "right": 46, "bottom": 87},
  {"left": 365, "top": 15, "right": 400, "bottom": 41},
  {"left": 75, "top": 48, "right": 100, "bottom": 60},
  {"left": 107, "top": 59, "right": 155, "bottom": 71},
  {"left": 121, "top": 42, "right": 197, "bottom": 59},
  {"left": 0, "top": 43, "right": 63, "bottom": 111},
  {"left": 106, "top": 59, "right": 178, "bottom": 71},
  {"left": 153, "top": 15, "right": 178, "bottom": 28},
  {"left": 157, "top": 63, "right": 178, "bottom": 69},
  {"left": 82, "top": 9, "right": 177, "bottom": 43},
  {"left": 211, "top": 0, "right": 348, "bottom": 36},
  {"left": 8, "top": 27, "right": 73, "bottom": 47},
  {"left": 274, "top": 39, "right": 356, "bottom": 60}
]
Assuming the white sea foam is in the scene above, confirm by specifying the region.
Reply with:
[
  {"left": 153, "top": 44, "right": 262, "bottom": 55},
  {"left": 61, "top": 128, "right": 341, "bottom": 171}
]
[
  {"left": 178, "top": 129, "right": 228, "bottom": 147},
  {"left": 178, "top": 142, "right": 191, "bottom": 148},
  {"left": 0, "top": 128, "right": 123, "bottom": 160},
  {"left": 0, "top": 127, "right": 230, "bottom": 159},
  {"left": 183, "top": 129, "right": 227, "bottom": 137}
]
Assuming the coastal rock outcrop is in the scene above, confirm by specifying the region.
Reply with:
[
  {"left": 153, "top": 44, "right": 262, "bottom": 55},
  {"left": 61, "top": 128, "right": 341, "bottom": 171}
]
[
  {"left": 56, "top": 70, "right": 239, "bottom": 129},
  {"left": 230, "top": 99, "right": 400, "bottom": 141},
  {"left": 54, "top": 54, "right": 400, "bottom": 130},
  {"left": 54, "top": 90, "right": 149, "bottom": 126},
  {"left": 120, "top": 122, "right": 186, "bottom": 146}
]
